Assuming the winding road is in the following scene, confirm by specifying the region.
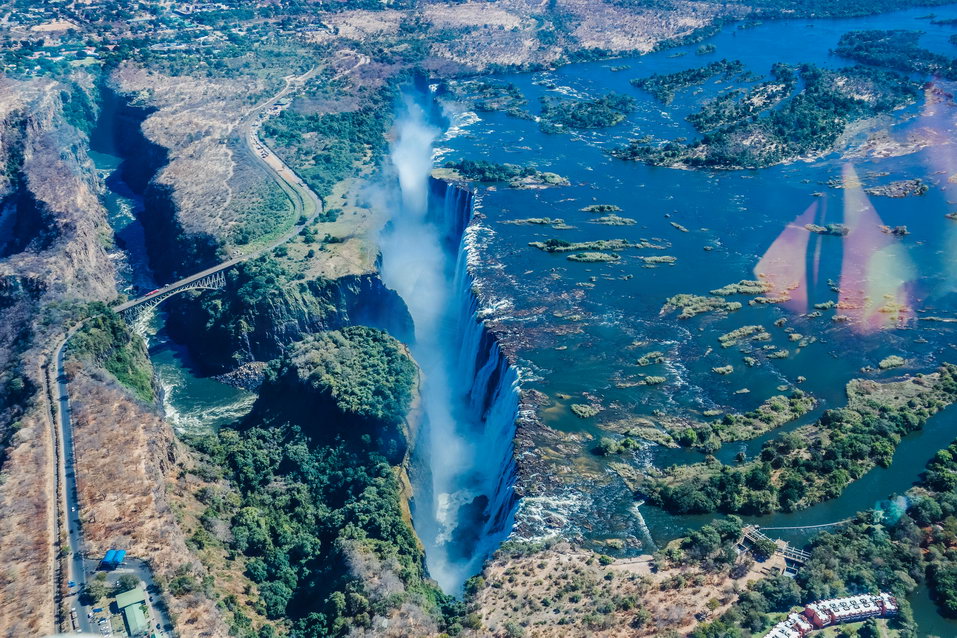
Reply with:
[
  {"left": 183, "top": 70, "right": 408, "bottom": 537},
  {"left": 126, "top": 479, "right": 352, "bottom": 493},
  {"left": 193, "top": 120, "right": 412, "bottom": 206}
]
[
  {"left": 114, "top": 66, "right": 324, "bottom": 317},
  {"left": 45, "top": 57, "right": 358, "bottom": 631},
  {"left": 52, "top": 326, "right": 93, "bottom": 634}
]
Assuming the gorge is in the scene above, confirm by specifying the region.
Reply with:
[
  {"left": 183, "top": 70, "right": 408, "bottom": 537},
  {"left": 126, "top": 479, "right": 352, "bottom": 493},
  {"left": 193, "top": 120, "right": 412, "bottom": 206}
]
[{"left": 380, "top": 98, "right": 519, "bottom": 593}]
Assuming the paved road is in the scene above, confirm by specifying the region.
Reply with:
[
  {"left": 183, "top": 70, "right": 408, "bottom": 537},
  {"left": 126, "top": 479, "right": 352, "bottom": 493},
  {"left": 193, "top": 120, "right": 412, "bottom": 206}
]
[
  {"left": 48, "top": 60, "right": 361, "bottom": 631},
  {"left": 54, "top": 328, "right": 94, "bottom": 635},
  {"left": 113, "top": 66, "right": 324, "bottom": 315}
]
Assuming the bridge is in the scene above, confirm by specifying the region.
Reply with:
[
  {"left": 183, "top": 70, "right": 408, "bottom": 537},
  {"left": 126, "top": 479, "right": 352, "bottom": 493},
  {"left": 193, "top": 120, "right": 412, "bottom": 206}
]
[
  {"left": 742, "top": 526, "right": 811, "bottom": 566},
  {"left": 114, "top": 270, "right": 226, "bottom": 322},
  {"left": 109, "top": 62, "right": 334, "bottom": 323}
]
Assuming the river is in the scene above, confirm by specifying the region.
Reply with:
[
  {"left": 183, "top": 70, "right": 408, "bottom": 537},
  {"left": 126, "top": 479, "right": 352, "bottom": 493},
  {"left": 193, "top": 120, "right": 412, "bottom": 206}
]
[
  {"left": 89, "top": 124, "right": 255, "bottom": 434},
  {"left": 434, "top": 5, "right": 957, "bottom": 632}
]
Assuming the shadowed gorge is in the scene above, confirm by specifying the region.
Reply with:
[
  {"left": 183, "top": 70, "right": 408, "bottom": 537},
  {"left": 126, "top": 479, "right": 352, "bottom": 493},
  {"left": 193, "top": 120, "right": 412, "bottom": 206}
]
[{"left": 380, "top": 99, "right": 519, "bottom": 593}]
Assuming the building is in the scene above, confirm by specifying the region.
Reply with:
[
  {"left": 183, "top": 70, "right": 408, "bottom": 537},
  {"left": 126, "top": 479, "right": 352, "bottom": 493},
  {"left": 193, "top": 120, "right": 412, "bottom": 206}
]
[
  {"left": 803, "top": 593, "right": 898, "bottom": 628},
  {"left": 762, "top": 593, "right": 898, "bottom": 637},
  {"left": 116, "top": 587, "right": 148, "bottom": 637},
  {"left": 763, "top": 612, "right": 814, "bottom": 638},
  {"left": 99, "top": 548, "right": 126, "bottom": 569}
]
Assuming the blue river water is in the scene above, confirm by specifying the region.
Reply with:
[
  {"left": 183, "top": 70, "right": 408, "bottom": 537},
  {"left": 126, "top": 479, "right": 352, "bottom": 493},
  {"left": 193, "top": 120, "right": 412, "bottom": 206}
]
[{"left": 435, "top": 6, "right": 957, "bottom": 632}]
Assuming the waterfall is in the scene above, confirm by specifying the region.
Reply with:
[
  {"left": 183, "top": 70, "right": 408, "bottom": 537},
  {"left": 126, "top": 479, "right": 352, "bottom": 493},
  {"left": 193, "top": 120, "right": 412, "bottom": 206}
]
[{"left": 379, "top": 101, "right": 519, "bottom": 593}]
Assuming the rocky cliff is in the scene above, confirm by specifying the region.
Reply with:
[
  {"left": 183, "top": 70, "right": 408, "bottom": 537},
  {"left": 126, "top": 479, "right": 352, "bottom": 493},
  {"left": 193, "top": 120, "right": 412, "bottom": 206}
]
[
  {"left": 164, "top": 259, "right": 412, "bottom": 376},
  {"left": 0, "top": 74, "right": 118, "bottom": 637}
]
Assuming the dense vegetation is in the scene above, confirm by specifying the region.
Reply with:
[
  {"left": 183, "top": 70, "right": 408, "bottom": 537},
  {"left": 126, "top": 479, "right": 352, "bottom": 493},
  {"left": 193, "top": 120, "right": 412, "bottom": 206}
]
[
  {"left": 262, "top": 84, "right": 396, "bottom": 201},
  {"left": 165, "top": 257, "right": 401, "bottom": 374},
  {"left": 441, "top": 159, "right": 567, "bottom": 187},
  {"left": 539, "top": 92, "right": 636, "bottom": 132},
  {"left": 647, "top": 365, "right": 957, "bottom": 515},
  {"left": 443, "top": 160, "right": 538, "bottom": 183},
  {"left": 617, "top": 64, "right": 919, "bottom": 169},
  {"left": 836, "top": 30, "right": 957, "bottom": 80},
  {"left": 690, "top": 512, "right": 921, "bottom": 637},
  {"left": 278, "top": 327, "right": 417, "bottom": 462},
  {"left": 669, "top": 391, "right": 816, "bottom": 450},
  {"left": 631, "top": 59, "right": 746, "bottom": 104},
  {"left": 68, "top": 305, "right": 155, "bottom": 402},
  {"left": 185, "top": 328, "right": 451, "bottom": 637},
  {"left": 687, "top": 63, "right": 796, "bottom": 132},
  {"left": 229, "top": 181, "right": 295, "bottom": 246},
  {"left": 439, "top": 80, "right": 529, "bottom": 118}
]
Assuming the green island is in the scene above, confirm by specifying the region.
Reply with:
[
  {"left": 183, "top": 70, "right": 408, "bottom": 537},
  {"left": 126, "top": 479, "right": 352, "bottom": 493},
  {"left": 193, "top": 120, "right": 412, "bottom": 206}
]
[
  {"left": 686, "top": 63, "right": 796, "bottom": 132},
  {"left": 661, "top": 293, "right": 744, "bottom": 318},
  {"left": 646, "top": 365, "right": 957, "bottom": 515},
  {"left": 666, "top": 391, "right": 816, "bottom": 450},
  {"left": 836, "top": 29, "right": 957, "bottom": 80},
  {"left": 630, "top": 59, "right": 746, "bottom": 104},
  {"left": 529, "top": 238, "right": 637, "bottom": 253},
  {"left": 580, "top": 204, "right": 622, "bottom": 213},
  {"left": 438, "top": 159, "right": 568, "bottom": 188},
  {"left": 440, "top": 79, "right": 530, "bottom": 118},
  {"left": 568, "top": 252, "right": 622, "bottom": 262},
  {"left": 538, "top": 92, "right": 636, "bottom": 133},
  {"left": 616, "top": 64, "right": 920, "bottom": 169}
]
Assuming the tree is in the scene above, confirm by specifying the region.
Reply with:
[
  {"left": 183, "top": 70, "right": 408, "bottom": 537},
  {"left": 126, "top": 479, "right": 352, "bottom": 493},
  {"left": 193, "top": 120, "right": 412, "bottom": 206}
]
[
  {"left": 858, "top": 618, "right": 880, "bottom": 638},
  {"left": 752, "top": 537, "right": 777, "bottom": 560},
  {"left": 113, "top": 574, "right": 140, "bottom": 595},
  {"left": 260, "top": 581, "right": 293, "bottom": 619},
  {"left": 81, "top": 581, "right": 108, "bottom": 605}
]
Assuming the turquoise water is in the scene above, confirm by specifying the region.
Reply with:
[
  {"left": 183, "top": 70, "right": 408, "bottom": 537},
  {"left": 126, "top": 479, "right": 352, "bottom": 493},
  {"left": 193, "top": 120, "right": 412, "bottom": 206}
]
[
  {"left": 88, "top": 147, "right": 255, "bottom": 432},
  {"left": 437, "top": 7, "right": 957, "bottom": 631}
]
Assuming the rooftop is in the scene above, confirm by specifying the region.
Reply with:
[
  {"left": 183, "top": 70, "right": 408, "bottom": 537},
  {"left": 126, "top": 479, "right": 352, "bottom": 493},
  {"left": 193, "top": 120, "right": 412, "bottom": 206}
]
[{"left": 115, "top": 586, "right": 146, "bottom": 610}]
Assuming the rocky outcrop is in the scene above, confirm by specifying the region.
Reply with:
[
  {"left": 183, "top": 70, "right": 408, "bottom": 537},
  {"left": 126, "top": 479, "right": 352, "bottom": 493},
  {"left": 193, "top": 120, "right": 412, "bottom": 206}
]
[
  {"left": 164, "top": 267, "right": 413, "bottom": 375},
  {"left": 0, "top": 75, "right": 119, "bottom": 637}
]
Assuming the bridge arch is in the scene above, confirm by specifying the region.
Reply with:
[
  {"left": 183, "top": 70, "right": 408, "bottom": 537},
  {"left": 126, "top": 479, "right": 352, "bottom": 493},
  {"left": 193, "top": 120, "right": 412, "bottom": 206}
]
[{"left": 115, "top": 269, "right": 227, "bottom": 322}]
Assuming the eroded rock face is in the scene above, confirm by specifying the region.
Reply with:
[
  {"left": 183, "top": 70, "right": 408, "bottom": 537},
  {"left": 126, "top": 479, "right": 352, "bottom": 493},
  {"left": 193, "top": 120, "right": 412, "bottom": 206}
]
[
  {"left": 68, "top": 367, "right": 237, "bottom": 638},
  {"left": 0, "top": 75, "right": 119, "bottom": 637},
  {"left": 164, "top": 268, "right": 413, "bottom": 375},
  {"left": 108, "top": 65, "right": 279, "bottom": 280}
]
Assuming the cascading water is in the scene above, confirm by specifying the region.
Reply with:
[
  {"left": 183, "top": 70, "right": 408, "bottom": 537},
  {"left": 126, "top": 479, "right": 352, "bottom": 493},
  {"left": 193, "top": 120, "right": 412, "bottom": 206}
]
[{"left": 379, "top": 97, "right": 519, "bottom": 593}]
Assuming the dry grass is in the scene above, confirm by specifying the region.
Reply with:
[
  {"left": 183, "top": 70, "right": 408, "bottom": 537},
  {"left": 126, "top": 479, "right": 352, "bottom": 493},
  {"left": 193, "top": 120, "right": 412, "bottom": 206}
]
[
  {"left": 278, "top": 177, "right": 386, "bottom": 280},
  {"left": 69, "top": 366, "right": 236, "bottom": 637},
  {"left": 465, "top": 542, "right": 783, "bottom": 638},
  {"left": 111, "top": 64, "right": 276, "bottom": 242},
  {"left": 0, "top": 405, "right": 55, "bottom": 638}
]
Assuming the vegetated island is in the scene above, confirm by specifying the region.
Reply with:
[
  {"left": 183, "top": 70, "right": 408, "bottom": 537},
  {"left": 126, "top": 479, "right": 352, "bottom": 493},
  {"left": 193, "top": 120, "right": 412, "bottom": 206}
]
[
  {"left": 866, "top": 178, "right": 929, "bottom": 198},
  {"left": 614, "top": 64, "right": 920, "bottom": 169},
  {"left": 644, "top": 365, "right": 957, "bottom": 516},
  {"left": 835, "top": 29, "right": 957, "bottom": 80},
  {"left": 436, "top": 159, "right": 569, "bottom": 188},
  {"left": 687, "top": 63, "right": 797, "bottom": 132},
  {"left": 664, "top": 391, "right": 816, "bottom": 451},
  {"left": 538, "top": 92, "right": 636, "bottom": 133},
  {"left": 630, "top": 58, "right": 746, "bottom": 104},
  {"left": 529, "top": 237, "right": 646, "bottom": 253},
  {"left": 438, "top": 79, "right": 531, "bottom": 119}
]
